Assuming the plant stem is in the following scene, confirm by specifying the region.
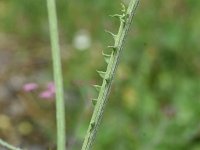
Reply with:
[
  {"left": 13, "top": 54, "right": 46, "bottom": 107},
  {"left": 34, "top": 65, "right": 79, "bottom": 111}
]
[
  {"left": 81, "top": 0, "right": 140, "bottom": 150},
  {"left": 0, "top": 139, "right": 23, "bottom": 150},
  {"left": 46, "top": 0, "right": 66, "bottom": 150}
]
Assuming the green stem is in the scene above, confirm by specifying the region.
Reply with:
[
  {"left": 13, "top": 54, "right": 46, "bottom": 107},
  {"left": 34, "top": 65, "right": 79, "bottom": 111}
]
[
  {"left": 0, "top": 139, "right": 23, "bottom": 150},
  {"left": 81, "top": 0, "right": 140, "bottom": 150},
  {"left": 46, "top": 0, "right": 66, "bottom": 150}
]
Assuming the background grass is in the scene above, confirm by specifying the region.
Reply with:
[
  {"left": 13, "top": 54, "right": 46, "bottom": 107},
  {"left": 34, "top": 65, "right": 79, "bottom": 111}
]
[{"left": 0, "top": 0, "right": 200, "bottom": 150}]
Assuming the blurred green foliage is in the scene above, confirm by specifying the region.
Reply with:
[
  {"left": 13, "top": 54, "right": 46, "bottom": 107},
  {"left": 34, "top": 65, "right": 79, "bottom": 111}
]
[{"left": 0, "top": 0, "right": 200, "bottom": 150}]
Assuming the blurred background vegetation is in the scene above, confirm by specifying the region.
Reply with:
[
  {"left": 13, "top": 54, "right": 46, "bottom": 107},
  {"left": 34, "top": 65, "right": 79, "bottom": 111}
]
[{"left": 0, "top": 0, "right": 200, "bottom": 150}]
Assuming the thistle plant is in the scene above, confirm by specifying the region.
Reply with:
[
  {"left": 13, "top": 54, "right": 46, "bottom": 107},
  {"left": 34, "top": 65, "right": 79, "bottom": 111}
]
[{"left": 81, "top": 0, "right": 140, "bottom": 149}]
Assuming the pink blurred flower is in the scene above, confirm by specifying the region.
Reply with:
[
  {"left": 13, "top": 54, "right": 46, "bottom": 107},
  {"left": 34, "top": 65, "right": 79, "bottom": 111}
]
[
  {"left": 47, "top": 82, "right": 55, "bottom": 93},
  {"left": 39, "top": 82, "right": 55, "bottom": 99},
  {"left": 23, "top": 83, "right": 38, "bottom": 92},
  {"left": 39, "top": 90, "right": 55, "bottom": 99}
]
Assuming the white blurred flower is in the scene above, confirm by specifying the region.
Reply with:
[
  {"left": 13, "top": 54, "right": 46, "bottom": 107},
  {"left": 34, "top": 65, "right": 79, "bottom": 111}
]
[{"left": 73, "top": 30, "right": 91, "bottom": 51}]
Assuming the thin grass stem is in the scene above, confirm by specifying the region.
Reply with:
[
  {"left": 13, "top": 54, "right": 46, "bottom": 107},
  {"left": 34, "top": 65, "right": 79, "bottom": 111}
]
[
  {"left": 0, "top": 139, "right": 23, "bottom": 150},
  {"left": 46, "top": 0, "right": 66, "bottom": 150}
]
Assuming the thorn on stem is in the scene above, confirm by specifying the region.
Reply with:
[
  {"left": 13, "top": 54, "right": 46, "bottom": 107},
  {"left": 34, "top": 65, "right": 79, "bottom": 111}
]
[
  {"left": 105, "top": 30, "right": 116, "bottom": 40},
  {"left": 92, "top": 99, "right": 97, "bottom": 106},
  {"left": 109, "top": 14, "right": 122, "bottom": 18},
  {"left": 90, "top": 122, "right": 95, "bottom": 131},
  {"left": 121, "top": 3, "right": 126, "bottom": 13},
  {"left": 108, "top": 45, "right": 117, "bottom": 52},
  {"left": 102, "top": 51, "right": 111, "bottom": 64},
  {"left": 105, "top": 76, "right": 110, "bottom": 84},
  {"left": 93, "top": 85, "right": 101, "bottom": 92},
  {"left": 96, "top": 70, "right": 106, "bottom": 79}
]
